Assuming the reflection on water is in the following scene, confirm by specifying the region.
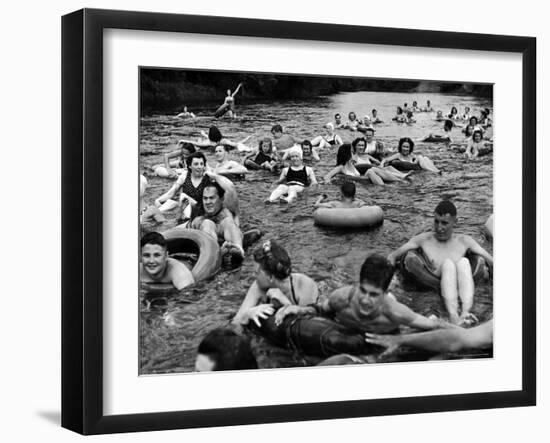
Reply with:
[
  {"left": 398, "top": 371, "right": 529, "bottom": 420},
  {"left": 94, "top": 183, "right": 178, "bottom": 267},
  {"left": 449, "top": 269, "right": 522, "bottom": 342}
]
[{"left": 139, "top": 91, "right": 493, "bottom": 374}]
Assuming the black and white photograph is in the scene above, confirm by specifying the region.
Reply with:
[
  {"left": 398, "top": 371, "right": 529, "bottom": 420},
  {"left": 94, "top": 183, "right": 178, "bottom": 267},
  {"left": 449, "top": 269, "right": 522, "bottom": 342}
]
[{"left": 138, "top": 69, "right": 494, "bottom": 374}]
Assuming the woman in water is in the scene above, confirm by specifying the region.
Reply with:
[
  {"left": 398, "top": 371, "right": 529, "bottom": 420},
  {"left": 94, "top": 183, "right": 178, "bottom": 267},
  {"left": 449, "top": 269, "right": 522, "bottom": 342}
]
[
  {"left": 344, "top": 111, "right": 360, "bottom": 131},
  {"left": 423, "top": 119, "right": 455, "bottom": 143},
  {"left": 178, "top": 125, "right": 252, "bottom": 152},
  {"left": 267, "top": 150, "right": 318, "bottom": 204},
  {"left": 392, "top": 106, "right": 407, "bottom": 123},
  {"left": 411, "top": 101, "right": 421, "bottom": 112},
  {"left": 464, "top": 130, "right": 489, "bottom": 159},
  {"left": 311, "top": 123, "right": 343, "bottom": 149},
  {"left": 232, "top": 240, "right": 319, "bottom": 328},
  {"left": 212, "top": 145, "right": 248, "bottom": 175},
  {"left": 381, "top": 137, "right": 440, "bottom": 173},
  {"left": 462, "top": 116, "right": 484, "bottom": 139},
  {"left": 243, "top": 137, "right": 280, "bottom": 173},
  {"left": 221, "top": 82, "right": 243, "bottom": 118},
  {"left": 424, "top": 100, "right": 434, "bottom": 112},
  {"left": 447, "top": 106, "right": 460, "bottom": 120},
  {"left": 176, "top": 106, "right": 195, "bottom": 119},
  {"left": 151, "top": 141, "right": 196, "bottom": 178},
  {"left": 461, "top": 106, "right": 471, "bottom": 122},
  {"left": 371, "top": 109, "right": 383, "bottom": 123}
]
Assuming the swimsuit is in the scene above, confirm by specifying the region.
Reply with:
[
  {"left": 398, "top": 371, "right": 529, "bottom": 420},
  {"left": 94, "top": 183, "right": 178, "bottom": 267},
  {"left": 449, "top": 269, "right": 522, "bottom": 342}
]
[
  {"left": 253, "top": 151, "right": 273, "bottom": 165},
  {"left": 176, "top": 173, "right": 210, "bottom": 202},
  {"left": 285, "top": 166, "right": 309, "bottom": 186}
]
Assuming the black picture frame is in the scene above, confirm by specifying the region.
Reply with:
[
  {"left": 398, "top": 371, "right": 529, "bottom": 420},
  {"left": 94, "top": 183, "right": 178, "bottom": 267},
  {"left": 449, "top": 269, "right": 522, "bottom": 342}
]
[{"left": 62, "top": 8, "right": 536, "bottom": 435}]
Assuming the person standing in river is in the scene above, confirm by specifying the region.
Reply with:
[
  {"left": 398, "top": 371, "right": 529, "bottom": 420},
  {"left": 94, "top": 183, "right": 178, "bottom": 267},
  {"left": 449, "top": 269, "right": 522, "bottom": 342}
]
[{"left": 222, "top": 82, "right": 243, "bottom": 118}]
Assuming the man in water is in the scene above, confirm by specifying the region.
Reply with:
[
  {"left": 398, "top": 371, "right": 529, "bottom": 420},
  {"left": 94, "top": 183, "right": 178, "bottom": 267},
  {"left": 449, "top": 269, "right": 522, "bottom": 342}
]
[
  {"left": 271, "top": 124, "right": 295, "bottom": 150},
  {"left": 334, "top": 113, "right": 345, "bottom": 129},
  {"left": 190, "top": 181, "right": 245, "bottom": 267},
  {"left": 140, "top": 231, "right": 195, "bottom": 290},
  {"left": 365, "top": 319, "right": 493, "bottom": 356},
  {"left": 387, "top": 200, "right": 493, "bottom": 325},
  {"left": 275, "top": 254, "right": 453, "bottom": 333},
  {"left": 314, "top": 181, "right": 366, "bottom": 208}
]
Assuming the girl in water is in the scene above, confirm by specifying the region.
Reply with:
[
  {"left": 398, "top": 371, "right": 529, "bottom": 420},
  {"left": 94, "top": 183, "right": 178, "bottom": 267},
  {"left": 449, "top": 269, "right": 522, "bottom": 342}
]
[
  {"left": 464, "top": 130, "right": 490, "bottom": 159},
  {"left": 151, "top": 141, "right": 196, "bottom": 178},
  {"left": 381, "top": 137, "right": 440, "bottom": 173},
  {"left": 178, "top": 125, "right": 252, "bottom": 152},
  {"left": 447, "top": 106, "right": 460, "bottom": 120},
  {"left": 344, "top": 111, "right": 360, "bottom": 131},
  {"left": 244, "top": 137, "right": 280, "bottom": 173},
  {"left": 311, "top": 123, "right": 343, "bottom": 149},
  {"left": 212, "top": 145, "right": 248, "bottom": 176},
  {"left": 221, "top": 82, "right": 243, "bottom": 118},
  {"left": 392, "top": 106, "right": 406, "bottom": 122},
  {"left": 267, "top": 150, "right": 318, "bottom": 204},
  {"left": 232, "top": 240, "right": 319, "bottom": 328}
]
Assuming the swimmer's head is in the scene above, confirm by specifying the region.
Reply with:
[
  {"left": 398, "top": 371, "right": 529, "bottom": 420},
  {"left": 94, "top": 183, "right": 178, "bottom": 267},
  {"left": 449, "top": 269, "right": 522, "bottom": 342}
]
[
  {"left": 195, "top": 328, "right": 257, "bottom": 372},
  {"left": 226, "top": 89, "right": 231, "bottom": 96},
  {"left": 271, "top": 124, "right": 283, "bottom": 138},
  {"left": 259, "top": 137, "right": 273, "bottom": 154},
  {"left": 177, "top": 141, "right": 196, "bottom": 159},
  {"left": 427, "top": 100, "right": 431, "bottom": 105},
  {"left": 325, "top": 122, "right": 334, "bottom": 132},
  {"left": 450, "top": 106, "right": 458, "bottom": 115},
  {"left": 436, "top": 110, "right": 443, "bottom": 117},
  {"left": 372, "top": 109, "right": 377, "bottom": 116},
  {"left": 404, "top": 103, "right": 408, "bottom": 108},
  {"left": 208, "top": 126, "right": 223, "bottom": 143},
  {"left": 253, "top": 240, "right": 292, "bottom": 282},
  {"left": 444, "top": 119, "right": 454, "bottom": 132},
  {"left": 469, "top": 116, "right": 479, "bottom": 126},
  {"left": 407, "top": 111, "right": 414, "bottom": 118},
  {"left": 359, "top": 253, "right": 395, "bottom": 292},
  {"left": 202, "top": 182, "right": 225, "bottom": 215},
  {"left": 396, "top": 106, "right": 403, "bottom": 114},
  {"left": 336, "top": 144, "right": 353, "bottom": 166},
  {"left": 214, "top": 144, "right": 229, "bottom": 161},
  {"left": 413, "top": 101, "right": 418, "bottom": 106},
  {"left": 352, "top": 137, "right": 366, "bottom": 153},
  {"left": 434, "top": 200, "right": 457, "bottom": 241},
  {"left": 364, "top": 126, "right": 375, "bottom": 138},
  {"left": 289, "top": 149, "right": 303, "bottom": 165},
  {"left": 348, "top": 111, "right": 357, "bottom": 121},
  {"left": 187, "top": 152, "right": 207, "bottom": 174},
  {"left": 341, "top": 181, "right": 356, "bottom": 199},
  {"left": 140, "top": 232, "right": 169, "bottom": 278},
  {"left": 334, "top": 113, "right": 342, "bottom": 122},
  {"left": 464, "top": 106, "right": 470, "bottom": 113},
  {"left": 472, "top": 130, "right": 483, "bottom": 142},
  {"left": 363, "top": 115, "right": 371, "bottom": 123},
  {"left": 301, "top": 140, "right": 312, "bottom": 156},
  {"left": 398, "top": 137, "right": 415, "bottom": 155}
]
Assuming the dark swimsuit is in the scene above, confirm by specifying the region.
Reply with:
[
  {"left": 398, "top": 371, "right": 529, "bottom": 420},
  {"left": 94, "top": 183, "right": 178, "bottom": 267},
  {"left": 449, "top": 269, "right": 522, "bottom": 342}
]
[
  {"left": 253, "top": 151, "right": 273, "bottom": 165},
  {"left": 285, "top": 166, "right": 309, "bottom": 186},
  {"left": 178, "top": 173, "right": 210, "bottom": 202}
]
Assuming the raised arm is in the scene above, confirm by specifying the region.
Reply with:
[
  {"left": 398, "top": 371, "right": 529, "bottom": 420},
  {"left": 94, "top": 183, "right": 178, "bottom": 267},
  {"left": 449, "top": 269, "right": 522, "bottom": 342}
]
[
  {"left": 387, "top": 234, "right": 424, "bottom": 266},
  {"left": 324, "top": 165, "right": 344, "bottom": 182},
  {"left": 231, "top": 82, "right": 243, "bottom": 98}
]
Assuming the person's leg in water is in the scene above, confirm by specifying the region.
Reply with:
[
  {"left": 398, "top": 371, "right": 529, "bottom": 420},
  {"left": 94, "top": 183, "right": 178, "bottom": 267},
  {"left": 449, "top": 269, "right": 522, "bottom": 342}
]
[
  {"left": 197, "top": 219, "right": 218, "bottom": 240},
  {"left": 311, "top": 136, "right": 330, "bottom": 150},
  {"left": 219, "top": 217, "right": 245, "bottom": 267},
  {"left": 268, "top": 184, "right": 288, "bottom": 202},
  {"left": 366, "top": 168, "right": 385, "bottom": 185},
  {"left": 377, "top": 165, "right": 413, "bottom": 180},
  {"left": 456, "top": 257, "right": 477, "bottom": 326},
  {"left": 281, "top": 185, "right": 304, "bottom": 204},
  {"left": 417, "top": 155, "right": 440, "bottom": 174},
  {"left": 440, "top": 258, "right": 460, "bottom": 324}
]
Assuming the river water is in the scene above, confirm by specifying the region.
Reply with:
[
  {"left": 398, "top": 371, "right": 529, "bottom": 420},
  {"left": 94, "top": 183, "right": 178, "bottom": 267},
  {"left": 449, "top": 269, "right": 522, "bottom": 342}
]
[{"left": 139, "top": 91, "right": 493, "bottom": 374}]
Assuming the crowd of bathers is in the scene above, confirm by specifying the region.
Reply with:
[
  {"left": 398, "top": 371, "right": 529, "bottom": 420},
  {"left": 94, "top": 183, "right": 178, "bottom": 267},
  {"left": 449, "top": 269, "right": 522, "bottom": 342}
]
[{"left": 139, "top": 99, "right": 494, "bottom": 371}]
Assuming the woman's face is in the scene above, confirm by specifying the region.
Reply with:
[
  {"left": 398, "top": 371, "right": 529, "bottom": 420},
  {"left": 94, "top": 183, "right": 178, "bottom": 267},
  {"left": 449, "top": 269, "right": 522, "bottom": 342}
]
[
  {"left": 401, "top": 141, "right": 411, "bottom": 155},
  {"left": 355, "top": 140, "right": 366, "bottom": 154},
  {"left": 214, "top": 146, "right": 226, "bottom": 162},
  {"left": 469, "top": 117, "right": 478, "bottom": 126},
  {"left": 349, "top": 112, "right": 356, "bottom": 121},
  {"left": 473, "top": 132, "right": 482, "bottom": 142},
  {"left": 289, "top": 152, "right": 302, "bottom": 166},
  {"left": 190, "top": 158, "right": 205, "bottom": 176},
  {"left": 261, "top": 141, "right": 271, "bottom": 154},
  {"left": 451, "top": 107, "right": 458, "bottom": 114}
]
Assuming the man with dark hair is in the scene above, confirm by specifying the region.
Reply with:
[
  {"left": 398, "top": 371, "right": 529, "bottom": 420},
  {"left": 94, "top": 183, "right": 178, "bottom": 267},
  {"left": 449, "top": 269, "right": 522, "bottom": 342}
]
[
  {"left": 314, "top": 181, "right": 366, "bottom": 209},
  {"left": 288, "top": 254, "right": 451, "bottom": 334},
  {"left": 190, "top": 181, "right": 244, "bottom": 267},
  {"left": 195, "top": 327, "right": 258, "bottom": 371},
  {"left": 270, "top": 124, "right": 295, "bottom": 150},
  {"left": 334, "top": 113, "right": 345, "bottom": 129},
  {"left": 139, "top": 231, "right": 195, "bottom": 290},
  {"left": 388, "top": 200, "right": 493, "bottom": 325}
]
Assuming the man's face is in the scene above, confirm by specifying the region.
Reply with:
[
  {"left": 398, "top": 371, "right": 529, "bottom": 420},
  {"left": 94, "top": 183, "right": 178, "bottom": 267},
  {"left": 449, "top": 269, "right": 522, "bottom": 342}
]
[
  {"left": 302, "top": 144, "right": 312, "bottom": 156},
  {"left": 365, "top": 130, "right": 374, "bottom": 142},
  {"left": 271, "top": 130, "right": 282, "bottom": 139},
  {"left": 195, "top": 353, "right": 216, "bottom": 372},
  {"left": 433, "top": 212, "right": 456, "bottom": 241},
  {"left": 353, "top": 281, "right": 386, "bottom": 316},
  {"left": 214, "top": 145, "right": 225, "bottom": 162},
  {"left": 335, "top": 114, "right": 342, "bottom": 124},
  {"left": 141, "top": 244, "right": 168, "bottom": 278},
  {"left": 203, "top": 187, "right": 223, "bottom": 215}
]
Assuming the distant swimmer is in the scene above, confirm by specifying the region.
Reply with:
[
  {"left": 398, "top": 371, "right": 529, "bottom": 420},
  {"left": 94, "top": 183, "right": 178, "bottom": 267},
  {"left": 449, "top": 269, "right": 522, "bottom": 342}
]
[
  {"left": 461, "top": 106, "right": 471, "bottom": 122},
  {"left": 388, "top": 200, "right": 493, "bottom": 325},
  {"left": 464, "top": 130, "right": 487, "bottom": 159},
  {"left": 176, "top": 106, "right": 195, "bottom": 119},
  {"left": 140, "top": 231, "right": 195, "bottom": 290},
  {"left": 411, "top": 101, "right": 421, "bottom": 112},
  {"left": 423, "top": 119, "right": 455, "bottom": 143},
  {"left": 267, "top": 150, "right": 318, "bottom": 204},
  {"left": 288, "top": 254, "right": 455, "bottom": 333},
  {"left": 243, "top": 137, "right": 281, "bottom": 173},
  {"left": 334, "top": 113, "right": 346, "bottom": 129},
  {"left": 178, "top": 125, "right": 252, "bottom": 151},
  {"left": 311, "top": 123, "right": 343, "bottom": 149},
  {"left": 314, "top": 181, "right": 366, "bottom": 209},
  {"left": 344, "top": 111, "right": 360, "bottom": 131},
  {"left": 435, "top": 110, "right": 445, "bottom": 121},
  {"left": 370, "top": 109, "right": 383, "bottom": 124},
  {"left": 447, "top": 106, "right": 460, "bottom": 120},
  {"left": 271, "top": 124, "right": 296, "bottom": 150},
  {"left": 423, "top": 100, "right": 434, "bottom": 112},
  {"left": 392, "top": 106, "right": 407, "bottom": 123},
  {"left": 214, "top": 82, "right": 243, "bottom": 118},
  {"left": 381, "top": 137, "right": 440, "bottom": 174}
]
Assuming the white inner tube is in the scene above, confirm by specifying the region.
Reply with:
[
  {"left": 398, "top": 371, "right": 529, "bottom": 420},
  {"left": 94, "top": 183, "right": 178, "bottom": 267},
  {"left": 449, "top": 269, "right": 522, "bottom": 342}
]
[{"left": 313, "top": 206, "right": 384, "bottom": 229}]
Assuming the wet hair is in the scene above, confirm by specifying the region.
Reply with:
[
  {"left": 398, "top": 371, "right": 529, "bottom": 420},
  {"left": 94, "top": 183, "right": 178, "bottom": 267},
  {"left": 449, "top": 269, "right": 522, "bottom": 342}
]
[
  {"left": 352, "top": 137, "right": 366, "bottom": 151},
  {"left": 140, "top": 231, "right": 167, "bottom": 249},
  {"left": 271, "top": 124, "right": 283, "bottom": 133},
  {"left": 404, "top": 103, "right": 408, "bottom": 107},
  {"left": 443, "top": 119, "right": 454, "bottom": 132},
  {"left": 450, "top": 106, "right": 458, "bottom": 115},
  {"left": 178, "top": 141, "right": 196, "bottom": 155},
  {"left": 469, "top": 116, "right": 479, "bottom": 125},
  {"left": 348, "top": 111, "right": 356, "bottom": 120},
  {"left": 359, "top": 254, "right": 395, "bottom": 292},
  {"left": 341, "top": 181, "right": 356, "bottom": 198},
  {"left": 364, "top": 126, "right": 375, "bottom": 135},
  {"left": 472, "top": 130, "right": 483, "bottom": 141},
  {"left": 208, "top": 126, "right": 223, "bottom": 143},
  {"left": 253, "top": 240, "right": 292, "bottom": 280},
  {"left": 187, "top": 151, "right": 207, "bottom": 171},
  {"left": 334, "top": 113, "right": 341, "bottom": 119},
  {"left": 197, "top": 328, "right": 257, "bottom": 371},
  {"left": 398, "top": 137, "right": 415, "bottom": 154},
  {"left": 434, "top": 200, "right": 457, "bottom": 217},
  {"left": 259, "top": 137, "right": 273, "bottom": 154},
  {"left": 203, "top": 181, "right": 225, "bottom": 199},
  {"left": 301, "top": 139, "right": 312, "bottom": 148},
  {"left": 396, "top": 106, "right": 403, "bottom": 115},
  {"left": 336, "top": 143, "right": 353, "bottom": 166}
]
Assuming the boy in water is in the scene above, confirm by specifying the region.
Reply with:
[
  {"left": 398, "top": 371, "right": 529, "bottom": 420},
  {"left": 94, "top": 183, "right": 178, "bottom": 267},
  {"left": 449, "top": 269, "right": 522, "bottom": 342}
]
[
  {"left": 314, "top": 181, "right": 366, "bottom": 209},
  {"left": 271, "top": 124, "right": 295, "bottom": 150},
  {"left": 140, "top": 231, "right": 195, "bottom": 290},
  {"left": 388, "top": 200, "right": 493, "bottom": 325},
  {"left": 276, "top": 254, "right": 453, "bottom": 333}
]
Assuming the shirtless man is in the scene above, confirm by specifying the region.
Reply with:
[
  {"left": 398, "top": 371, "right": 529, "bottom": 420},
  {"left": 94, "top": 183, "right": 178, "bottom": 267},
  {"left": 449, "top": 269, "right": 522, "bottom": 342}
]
[
  {"left": 271, "top": 124, "right": 295, "bottom": 150},
  {"left": 314, "top": 181, "right": 366, "bottom": 209},
  {"left": 277, "top": 254, "right": 453, "bottom": 332},
  {"left": 140, "top": 231, "right": 195, "bottom": 290},
  {"left": 387, "top": 200, "right": 493, "bottom": 325},
  {"left": 190, "top": 181, "right": 244, "bottom": 267}
]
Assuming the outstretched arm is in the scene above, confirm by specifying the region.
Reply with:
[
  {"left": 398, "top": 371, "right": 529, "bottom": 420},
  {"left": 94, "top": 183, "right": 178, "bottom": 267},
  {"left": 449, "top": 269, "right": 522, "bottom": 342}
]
[
  {"left": 232, "top": 281, "right": 274, "bottom": 327},
  {"left": 324, "top": 165, "right": 344, "bottom": 182},
  {"left": 231, "top": 82, "right": 243, "bottom": 97},
  {"left": 385, "top": 298, "right": 456, "bottom": 331},
  {"left": 465, "top": 236, "right": 493, "bottom": 268}
]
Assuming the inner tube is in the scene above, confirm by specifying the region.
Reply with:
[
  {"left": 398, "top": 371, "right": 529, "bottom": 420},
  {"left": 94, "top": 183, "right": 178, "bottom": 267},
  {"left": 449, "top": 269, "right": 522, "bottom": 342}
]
[
  {"left": 214, "top": 103, "right": 230, "bottom": 118},
  {"left": 313, "top": 206, "right": 384, "bottom": 229},
  {"left": 423, "top": 136, "right": 451, "bottom": 143},
  {"left": 399, "top": 249, "right": 487, "bottom": 289},
  {"left": 144, "top": 228, "right": 220, "bottom": 292},
  {"left": 484, "top": 214, "right": 494, "bottom": 240},
  {"left": 253, "top": 314, "right": 381, "bottom": 358},
  {"left": 388, "top": 159, "right": 422, "bottom": 171},
  {"left": 355, "top": 163, "right": 374, "bottom": 175}
]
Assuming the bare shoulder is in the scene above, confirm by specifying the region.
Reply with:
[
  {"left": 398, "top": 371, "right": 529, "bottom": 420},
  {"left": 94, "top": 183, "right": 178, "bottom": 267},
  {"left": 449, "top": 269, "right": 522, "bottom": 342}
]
[
  {"left": 167, "top": 257, "right": 192, "bottom": 275},
  {"left": 328, "top": 286, "right": 353, "bottom": 309}
]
